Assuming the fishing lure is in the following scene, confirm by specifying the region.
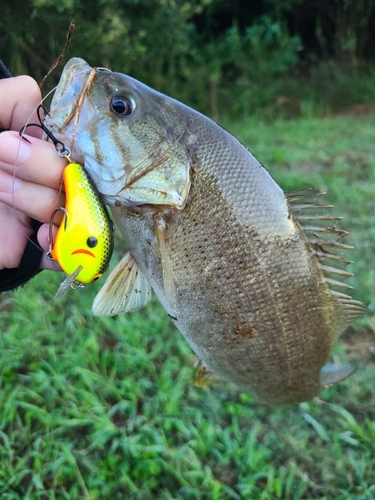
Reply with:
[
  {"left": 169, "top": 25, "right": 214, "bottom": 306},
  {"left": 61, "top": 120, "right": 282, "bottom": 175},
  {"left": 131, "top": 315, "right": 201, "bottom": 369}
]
[{"left": 48, "top": 162, "right": 114, "bottom": 297}]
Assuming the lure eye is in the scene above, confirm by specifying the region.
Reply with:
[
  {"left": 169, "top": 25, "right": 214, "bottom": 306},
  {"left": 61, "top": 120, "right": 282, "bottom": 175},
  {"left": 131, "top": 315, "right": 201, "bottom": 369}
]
[
  {"left": 92, "top": 274, "right": 102, "bottom": 282},
  {"left": 87, "top": 236, "right": 98, "bottom": 248},
  {"left": 110, "top": 95, "right": 134, "bottom": 116}
]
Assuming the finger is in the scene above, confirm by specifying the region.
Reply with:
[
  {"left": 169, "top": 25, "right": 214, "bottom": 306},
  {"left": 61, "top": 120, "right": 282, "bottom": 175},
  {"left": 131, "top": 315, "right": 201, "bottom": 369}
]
[
  {"left": 0, "top": 76, "right": 44, "bottom": 137},
  {"left": 40, "top": 253, "right": 62, "bottom": 271},
  {"left": 0, "top": 168, "right": 65, "bottom": 223},
  {"left": 0, "top": 202, "right": 33, "bottom": 269},
  {"left": 0, "top": 131, "right": 66, "bottom": 189}
]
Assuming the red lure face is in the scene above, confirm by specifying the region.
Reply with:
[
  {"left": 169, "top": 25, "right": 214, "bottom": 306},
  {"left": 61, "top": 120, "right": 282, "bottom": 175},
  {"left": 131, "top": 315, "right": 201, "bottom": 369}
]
[{"left": 71, "top": 249, "right": 96, "bottom": 258}]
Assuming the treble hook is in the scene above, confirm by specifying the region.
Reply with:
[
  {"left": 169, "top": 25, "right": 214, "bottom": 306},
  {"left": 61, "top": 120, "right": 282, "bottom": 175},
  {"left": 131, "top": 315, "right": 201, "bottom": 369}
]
[
  {"left": 46, "top": 206, "right": 69, "bottom": 260},
  {"left": 19, "top": 104, "right": 71, "bottom": 159}
]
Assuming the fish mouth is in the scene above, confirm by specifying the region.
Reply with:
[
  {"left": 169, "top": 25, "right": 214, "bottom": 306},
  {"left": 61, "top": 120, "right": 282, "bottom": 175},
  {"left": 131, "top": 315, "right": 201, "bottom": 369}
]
[
  {"left": 47, "top": 58, "right": 95, "bottom": 130},
  {"left": 71, "top": 249, "right": 96, "bottom": 258}
]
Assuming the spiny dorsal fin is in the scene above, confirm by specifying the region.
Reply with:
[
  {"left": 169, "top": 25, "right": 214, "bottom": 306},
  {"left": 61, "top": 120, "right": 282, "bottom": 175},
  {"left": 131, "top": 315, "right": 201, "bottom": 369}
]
[
  {"left": 286, "top": 189, "right": 326, "bottom": 203},
  {"left": 287, "top": 191, "right": 345, "bottom": 247},
  {"left": 309, "top": 238, "right": 352, "bottom": 251},
  {"left": 286, "top": 190, "right": 352, "bottom": 266},
  {"left": 287, "top": 189, "right": 367, "bottom": 328},
  {"left": 315, "top": 251, "right": 352, "bottom": 265},
  {"left": 92, "top": 251, "right": 152, "bottom": 316},
  {"left": 319, "top": 264, "right": 353, "bottom": 278}
]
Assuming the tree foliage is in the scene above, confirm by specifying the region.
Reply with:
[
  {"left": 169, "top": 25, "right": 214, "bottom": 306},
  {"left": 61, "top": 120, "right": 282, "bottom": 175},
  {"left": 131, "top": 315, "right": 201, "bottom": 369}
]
[{"left": 1, "top": 0, "right": 375, "bottom": 116}]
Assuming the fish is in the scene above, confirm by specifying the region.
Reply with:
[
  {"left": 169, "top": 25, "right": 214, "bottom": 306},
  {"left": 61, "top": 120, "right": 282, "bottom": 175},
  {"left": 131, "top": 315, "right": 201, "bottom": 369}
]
[
  {"left": 48, "top": 162, "right": 114, "bottom": 297},
  {"left": 44, "top": 57, "right": 366, "bottom": 405}
]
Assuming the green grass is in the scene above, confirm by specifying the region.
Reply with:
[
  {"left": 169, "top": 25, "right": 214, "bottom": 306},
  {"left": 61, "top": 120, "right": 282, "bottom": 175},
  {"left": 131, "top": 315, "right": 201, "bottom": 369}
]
[{"left": 1, "top": 114, "right": 375, "bottom": 499}]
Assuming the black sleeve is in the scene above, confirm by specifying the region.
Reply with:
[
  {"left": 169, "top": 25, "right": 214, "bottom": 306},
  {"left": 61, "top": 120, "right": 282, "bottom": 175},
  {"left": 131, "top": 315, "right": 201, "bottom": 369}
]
[{"left": 0, "top": 59, "right": 44, "bottom": 292}]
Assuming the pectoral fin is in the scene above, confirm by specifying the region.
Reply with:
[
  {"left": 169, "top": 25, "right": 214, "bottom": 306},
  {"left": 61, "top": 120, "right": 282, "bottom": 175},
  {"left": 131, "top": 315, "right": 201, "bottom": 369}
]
[
  {"left": 92, "top": 251, "right": 152, "bottom": 316},
  {"left": 154, "top": 215, "right": 176, "bottom": 311},
  {"left": 320, "top": 363, "right": 356, "bottom": 387}
]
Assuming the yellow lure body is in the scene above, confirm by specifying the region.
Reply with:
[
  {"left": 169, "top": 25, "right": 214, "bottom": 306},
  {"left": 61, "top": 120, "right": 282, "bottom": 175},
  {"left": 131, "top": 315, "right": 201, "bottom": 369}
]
[{"left": 51, "top": 163, "right": 114, "bottom": 284}]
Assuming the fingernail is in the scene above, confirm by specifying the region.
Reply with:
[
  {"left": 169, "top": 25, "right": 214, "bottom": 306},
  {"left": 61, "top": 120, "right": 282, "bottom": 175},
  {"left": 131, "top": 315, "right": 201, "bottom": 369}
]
[{"left": 0, "top": 132, "right": 31, "bottom": 167}]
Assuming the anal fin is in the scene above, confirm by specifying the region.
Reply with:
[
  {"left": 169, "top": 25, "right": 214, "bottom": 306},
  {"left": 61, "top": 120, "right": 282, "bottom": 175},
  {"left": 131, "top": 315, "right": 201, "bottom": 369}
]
[{"left": 92, "top": 251, "right": 152, "bottom": 316}]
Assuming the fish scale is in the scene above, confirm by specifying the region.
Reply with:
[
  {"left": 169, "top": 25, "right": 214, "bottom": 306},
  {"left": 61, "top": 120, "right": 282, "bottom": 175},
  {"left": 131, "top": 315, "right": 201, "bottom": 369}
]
[
  {"left": 45, "top": 57, "right": 366, "bottom": 405},
  {"left": 163, "top": 169, "right": 334, "bottom": 404}
]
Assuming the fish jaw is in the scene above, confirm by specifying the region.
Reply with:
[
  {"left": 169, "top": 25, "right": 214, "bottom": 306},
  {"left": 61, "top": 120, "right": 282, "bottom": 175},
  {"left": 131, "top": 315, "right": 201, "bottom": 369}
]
[{"left": 46, "top": 59, "right": 192, "bottom": 210}]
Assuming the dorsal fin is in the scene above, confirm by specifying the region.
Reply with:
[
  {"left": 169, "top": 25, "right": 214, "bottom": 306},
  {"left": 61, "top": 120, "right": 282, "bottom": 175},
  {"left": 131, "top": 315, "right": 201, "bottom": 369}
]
[{"left": 286, "top": 190, "right": 367, "bottom": 332}]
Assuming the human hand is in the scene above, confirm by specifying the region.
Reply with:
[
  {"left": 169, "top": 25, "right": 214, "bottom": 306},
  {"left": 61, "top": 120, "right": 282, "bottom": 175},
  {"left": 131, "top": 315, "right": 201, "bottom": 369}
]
[{"left": 0, "top": 75, "right": 67, "bottom": 271}]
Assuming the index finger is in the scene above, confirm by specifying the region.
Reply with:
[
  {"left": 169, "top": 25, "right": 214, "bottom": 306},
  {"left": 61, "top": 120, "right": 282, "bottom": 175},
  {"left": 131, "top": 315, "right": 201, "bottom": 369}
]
[
  {"left": 0, "top": 76, "right": 43, "bottom": 138},
  {"left": 0, "top": 131, "right": 66, "bottom": 189}
]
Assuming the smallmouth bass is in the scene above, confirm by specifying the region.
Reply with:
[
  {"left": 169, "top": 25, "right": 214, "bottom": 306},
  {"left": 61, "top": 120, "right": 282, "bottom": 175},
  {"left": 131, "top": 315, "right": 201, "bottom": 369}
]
[{"left": 45, "top": 58, "right": 366, "bottom": 405}]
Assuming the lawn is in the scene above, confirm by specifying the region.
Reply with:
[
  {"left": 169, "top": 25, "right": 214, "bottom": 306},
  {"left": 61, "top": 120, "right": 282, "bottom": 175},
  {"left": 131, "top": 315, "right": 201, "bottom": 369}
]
[{"left": 0, "top": 113, "right": 375, "bottom": 499}]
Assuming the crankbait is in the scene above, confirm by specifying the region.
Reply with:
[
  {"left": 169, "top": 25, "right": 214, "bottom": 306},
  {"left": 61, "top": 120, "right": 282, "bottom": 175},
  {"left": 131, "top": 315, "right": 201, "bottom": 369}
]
[
  {"left": 18, "top": 104, "right": 114, "bottom": 297},
  {"left": 48, "top": 162, "right": 114, "bottom": 297}
]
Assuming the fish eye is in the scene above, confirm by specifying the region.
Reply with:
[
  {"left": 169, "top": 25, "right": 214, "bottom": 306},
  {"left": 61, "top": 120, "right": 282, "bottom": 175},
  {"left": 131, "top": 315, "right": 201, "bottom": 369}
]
[
  {"left": 87, "top": 236, "right": 98, "bottom": 248},
  {"left": 110, "top": 95, "right": 135, "bottom": 116}
]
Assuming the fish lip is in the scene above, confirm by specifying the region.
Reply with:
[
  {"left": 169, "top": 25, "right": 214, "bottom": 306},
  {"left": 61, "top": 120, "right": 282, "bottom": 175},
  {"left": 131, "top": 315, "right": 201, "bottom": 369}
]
[
  {"left": 71, "top": 249, "right": 96, "bottom": 258},
  {"left": 47, "top": 58, "right": 94, "bottom": 130}
]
